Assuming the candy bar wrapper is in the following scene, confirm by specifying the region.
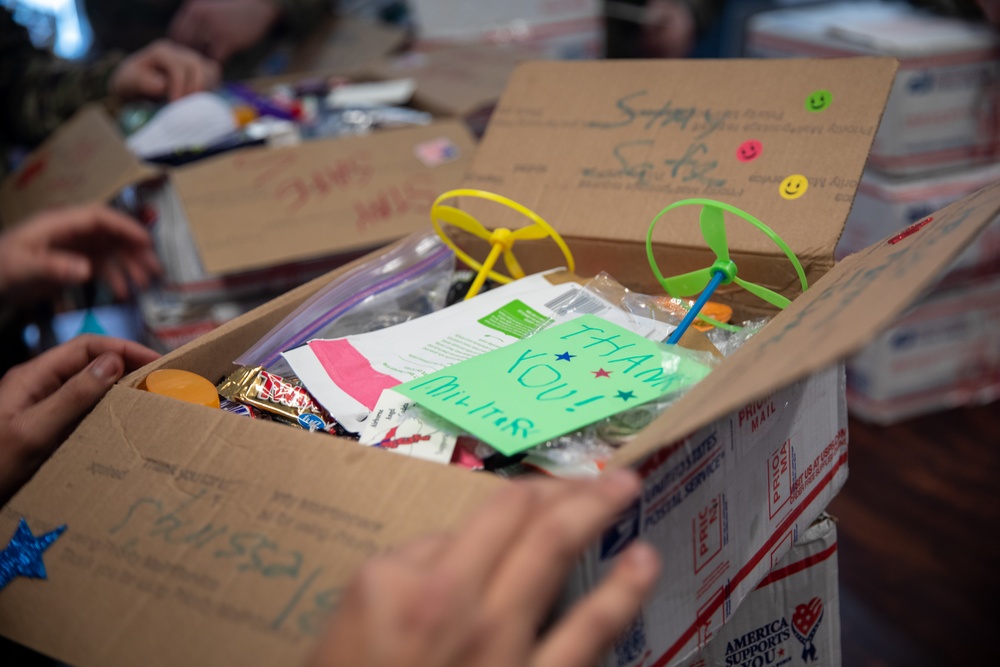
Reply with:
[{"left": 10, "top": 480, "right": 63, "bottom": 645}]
[
  {"left": 220, "top": 398, "right": 258, "bottom": 418},
  {"left": 218, "top": 366, "right": 356, "bottom": 437}
]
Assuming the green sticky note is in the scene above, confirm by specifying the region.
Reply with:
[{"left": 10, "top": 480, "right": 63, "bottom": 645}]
[
  {"left": 395, "top": 314, "right": 712, "bottom": 456},
  {"left": 478, "top": 299, "right": 550, "bottom": 339}
]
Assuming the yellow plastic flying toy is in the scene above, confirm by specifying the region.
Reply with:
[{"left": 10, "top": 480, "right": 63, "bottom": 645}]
[{"left": 431, "top": 189, "right": 575, "bottom": 300}]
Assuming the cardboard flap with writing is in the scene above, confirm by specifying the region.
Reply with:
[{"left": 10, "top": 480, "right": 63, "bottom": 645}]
[
  {"left": 0, "top": 106, "right": 157, "bottom": 227},
  {"left": 615, "top": 181, "right": 1000, "bottom": 466},
  {"left": 461, "top": 58, "right": 897, "bottom": 302},
  {"left": 0, "top": 385, "right": 501, "bottom": 667},
  {"left": 173, "top": 120, "right": 476, "bottom": 275}
]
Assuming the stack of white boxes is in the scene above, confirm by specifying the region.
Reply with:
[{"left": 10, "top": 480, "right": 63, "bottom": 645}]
[
  {"left": 668, "top": 6, "right": 1000, "bottom": 665},
  {"left": 746, "top": 1, "right": 1000, "bottom": 424}
]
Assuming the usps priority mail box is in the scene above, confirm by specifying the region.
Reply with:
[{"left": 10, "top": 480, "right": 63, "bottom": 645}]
[{"left": 676, "top": 515, "right": 841, "bottom": 667}]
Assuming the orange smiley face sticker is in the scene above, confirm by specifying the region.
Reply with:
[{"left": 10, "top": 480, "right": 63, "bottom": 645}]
[
  {"left": 779, "top": 174, "right": 808, "bottom": 200},
  {"left": 736, "top": 139, "right": 762, "bottom": 163}
]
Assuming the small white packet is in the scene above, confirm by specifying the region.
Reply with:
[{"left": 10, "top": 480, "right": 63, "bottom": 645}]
[{"left": 359, "top": 390, "right": 457, "bottom": 465}]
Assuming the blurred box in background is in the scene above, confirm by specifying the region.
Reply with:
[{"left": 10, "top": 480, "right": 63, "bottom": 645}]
[
  {"left": 746, "top": 1, "right": 1000, "bottom": 177},
  {"left": 0, "top": 105, "right": 476, "bottom": 352},
  {"left": 839, "top": 163, "right": 1000, "bottom": 291},
  {"left": 407, "top": 0, "right": 604, "bottom": 59},
  {"left": 747, "top": 0, "right": 1000, "bottom": 422},
  {"left": 847, "top": 275, "right": 1000, "bottom": 424}
]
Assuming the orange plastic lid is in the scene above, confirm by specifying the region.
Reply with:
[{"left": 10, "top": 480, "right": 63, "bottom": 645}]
[
  {"left": 143, "top": 369, "right": 220, "bottom": 409},
  {"left": 691, "top": 301, "right": 734, "bottom": 332},
  {"left": 655, "top": 298, "right": 734, "bottom": 332}
]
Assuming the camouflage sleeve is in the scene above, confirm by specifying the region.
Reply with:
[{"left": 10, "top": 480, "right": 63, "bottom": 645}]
[
  {"left": 272, "top": 0, "right": 332, "bottom": 40},
  {"left": 0, "top": 10, "right": 122, "bottom": 146}
]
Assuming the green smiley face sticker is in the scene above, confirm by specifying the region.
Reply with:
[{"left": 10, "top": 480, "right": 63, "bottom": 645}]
[{"left": 805, "top": 89, "right": 832, "bottom": 112}]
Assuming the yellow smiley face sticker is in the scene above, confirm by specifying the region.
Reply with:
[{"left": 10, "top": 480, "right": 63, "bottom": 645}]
[{"left": 780, "top": 174, "right": 808, "bottom": 200}]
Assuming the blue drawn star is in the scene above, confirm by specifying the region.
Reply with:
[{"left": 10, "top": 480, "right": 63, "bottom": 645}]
[
  {"left": 615, "top": 390, "right": 636, "bottom": 401},
  {"left": 555, "top": 351, "right": 575, "bottom": 362},
  {"left": 0, "top": 519, "right": 66, "bottom": 590}
]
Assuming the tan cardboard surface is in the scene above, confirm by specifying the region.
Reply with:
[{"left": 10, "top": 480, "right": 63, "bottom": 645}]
[
  {"left": 615, "top": 181, "right": 1000, "bottom": 466},
  {"left": 0, "top": 106, "right": 156, "bottom": 227},
  {"left": 0, "top": 386, "right": 501, "bottom": 667},
  {"left": 1, "top": 181, "right": 996, "bottom": 666},
  {"left": 286, "top": 16, "right": 407, "bottom": 77},
  {"left": 460, "top": 58, "right": 897, "bottom": 307},
  {"left": 364, "top": 45, "right": 527, "bottom": 117},
  {"left": 173, "top": 121, "right": 476, "bottom": 275}
]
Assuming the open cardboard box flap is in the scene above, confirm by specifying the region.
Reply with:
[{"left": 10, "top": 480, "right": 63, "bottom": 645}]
[
  {"left": 0, "top": 105, "right": 477, "bottom": 275},
  {"left": 616, "top": 181, "right": 1000, "bottom": 465},
  {"left": 459, "top": 58, "right": 898, "bottom": 315},
  {"left": 362, "top": 44, "right": 529, "bottom": 118},
  {"left": 283, "top": 15, "right": 407, "bottom": 78},
  {"left": 0, "top": 106, "right": 157, "bottom": 228},
  {"left": 172, "top": 122, "right": 476, "bottom": 275},
  {"left": 1, "top": 180, "right": 998, "bottom": 667}
]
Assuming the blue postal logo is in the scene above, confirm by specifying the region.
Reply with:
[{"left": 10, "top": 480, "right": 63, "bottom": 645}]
[
  {"left": 907, "top": 71, "right": 934, "bottom": 93},
  {"left": 600, "top": 499, "right": 640, "bottom": 560},
  {"left": 613, "top": 612, "right": 649, "bottom": 667}
]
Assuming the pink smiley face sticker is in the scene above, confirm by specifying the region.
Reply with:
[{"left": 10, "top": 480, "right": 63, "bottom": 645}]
[{"left": 736, "top": 140, "right": 762, "bottom": 163}]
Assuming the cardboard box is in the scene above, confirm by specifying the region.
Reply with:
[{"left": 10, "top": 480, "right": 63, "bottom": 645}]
[
  {"left": 847, "top": 274, "right": 1000, "bottom": 424},
  {"left": 838, "top": 163, "right": 1000, "bottom": 291},
  {"left": 408, "top": 0, "right": 603, "bottom": 59},
  {"left": 745, "top": 1, "right": 1000, "bottom": 176},
  {"left": 244, "top": 17, "right": 408, "bottom": 93},
  {"left": 363, "top": 44, "right": 528, "bottom": 120},
  {"left": 461, "top": 58, "right": 898, "bottom": 320},
  {"left": 677, "top": 515, "right": 841, "bottom": 667},
  {"left": 279, "top": 16, "right": 407, "bottom": 78},
  {"left": 0, "top": 105, "right": 476, "bottom": 280},
  {"left": 2, "top": 58, "right": 1000, "bottom": 667}
]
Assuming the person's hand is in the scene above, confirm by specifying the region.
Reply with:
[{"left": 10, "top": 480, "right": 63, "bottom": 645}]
[
  {"left": 0, "top": 335, "right": 159, "bottom": 505},
  {"left": 309, "top": 470, "right": 660, "bottom": 667},
  {"left": 0, "top": 204, "right": 161, "bottom": 304},
  {"left": 642, "top": 0, "right": 696, "bottom": 59},
  {"left": 108, "top": 39, "right": 221, "bottom": 101},
  {"left": 169, "top": 0, "right": 282, "bottom": 63}
]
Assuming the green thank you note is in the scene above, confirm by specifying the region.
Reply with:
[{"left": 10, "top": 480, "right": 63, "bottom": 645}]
[{"left": 395, "top": 314, "right": 713, "bottom": 455}]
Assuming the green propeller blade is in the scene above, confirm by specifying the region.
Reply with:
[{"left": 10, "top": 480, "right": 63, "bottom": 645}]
[
  {"left": 660, "top": 267, "right": 716, "bottom": 297},
  {"left": 733, "top": 276, "right": 791, "bottom": 309},
  {"left": 700, "top": 204, "right": 729, "bottom": 262}
]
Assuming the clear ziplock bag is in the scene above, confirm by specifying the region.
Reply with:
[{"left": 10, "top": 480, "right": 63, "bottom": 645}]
[{"left": 236, "top": 232, "right": 455, "bottom": 374}]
